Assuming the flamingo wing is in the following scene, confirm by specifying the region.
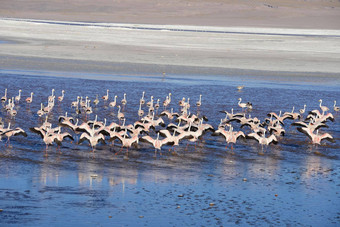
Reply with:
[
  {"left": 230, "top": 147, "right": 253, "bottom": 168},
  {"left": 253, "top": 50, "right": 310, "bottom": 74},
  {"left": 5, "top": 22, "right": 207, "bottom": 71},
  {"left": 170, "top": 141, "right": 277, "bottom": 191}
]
[
  {"left": 320, "top": 133, "right": 335, "bottom": 143},
  {"left": 139, "top": 136, "right": 155, "bottom": 144}
]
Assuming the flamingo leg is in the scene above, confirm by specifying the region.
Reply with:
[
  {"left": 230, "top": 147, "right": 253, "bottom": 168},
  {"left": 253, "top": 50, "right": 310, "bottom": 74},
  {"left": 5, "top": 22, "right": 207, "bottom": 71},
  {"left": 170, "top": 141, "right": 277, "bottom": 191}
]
[
  {"left": 44, "top": 145, "right": 49, "bottom": 157},
  {"left": 230, "top": 144, "right": 234, "bottom": 154},
  {"left": 115, "top": 146, "right": 123, "bottom": 155},
  {"left": 185, "top": 142, "right": 189, "bottom": 151}
]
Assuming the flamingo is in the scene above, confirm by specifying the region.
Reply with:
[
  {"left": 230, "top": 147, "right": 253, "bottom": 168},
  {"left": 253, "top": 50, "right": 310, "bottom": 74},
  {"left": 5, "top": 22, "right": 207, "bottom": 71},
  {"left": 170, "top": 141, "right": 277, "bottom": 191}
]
[
  {"left": 224, "top": 127, "right": 245, "bottom": 151},
  {"left": 93, "top": 94, "right": 99, "bottom": 106},
  {"left": 5, "top": 98, "right": 13, "bottom": 111},
  {"left": 84, "top": 99, "right": 93, "bottom": 116},
  {"left": 60, "top": 118, "right": 79, "bottom": 132},
  {"left": 246, "top": 131, "right": 278, "bottom": 151},
  {"left": 53, "top": 127, "right": 74, "bottom": 151},
  {"left": 102, "top": 89, "right": 109, "bottom": 101},
  {"left": 212, "top": 126, "right": 244, "bottom": 151},
  {"left": 147, "top": 96, "right": 154, "bottom": 108},
  {"left": 36, "top": 103, "right": 44, "bottom": 117},
  {"left": 154, "top": 99, "right": 160, "bottom": 111},
  {"left": 80, "top": 96, "right": 89, "bottom": 109},
  {"left": 58, "top": 112, "right": 75, "bottom": 124},
  {"left": 184, "top": 98, "right": 190, "bottom": 110},
  {"left": 306, "top": 110, "right": 334, "bottom": 123},
  {"left": 115, "top": 129, "right": 139, "bottom": 155},
  {"left": 196, "top": 94, "right": 202, "bottom": 107},
  {"left": 58, "top": 90, "right": 65, "bottom": 102},
  {"left": 42, "top": 116, "right": 52, "bottom": 129},
  {"left": 160, "top": 108, "right": 179, "bottom": 120},
  {"left": 86, "top": 115, "right": 98, "bottom": 127},
  {"left": 158, "top": 129, "right": 187, "bottom": 152},
  {"left": 79, "top": 131, "right": 106, "bottom": 152},
  {"left": 8, "top": 105, "right": 17, "bottom": 118},
  {"left": 237, "top": 85, "right": 244, "bottom": 91},
  {"left": 26, "top": 92, "right": 34, "bottom": 104},
  {"left": 71, "top": 96, "right": 80, "bottom": 107},
  {"left": 140, "top": 132, "right": 173, "bottom": 156},
  {"left": 283, "top": 106, "right": 301, "bottom": 120},
  {"left": 1, "top": 122, "right": 27, "bottom": 147},
  {"left": 267, "top": 111, "right": 289, "bottom": 125},
  {"left": 297, "top": 128, "right": 334, "bottom": 145},
  {"left": 43, "top": 98, "right": 55, "bottom": 113},
  {"left": 220, "top": 109, "right": 244, "bottom": 122},
  {"left": 334, "top": 100, "right": 339, "bottom": 112},
  {"left": 1, "top": 88, "right": 7, "bottom": 103},
  {"left": 121, "top": 93, "right": 127, "bottom": 106},
  {"left": 163, "top": 93, "right": 172, "bottom": 109},
  {"left": 319, "top": 99, "right": 329, "bottom": 114},
  {"left": 140, "top": 91, "right": 145, "bottom": 105},
  {"left": 48, "top": 89, "right": 55, "bottom": 103},
  {"left": 268, "top": 120, "right": 285, "bottom": 136},
  {"left": 292, "top": 119, "right": 328, "bottom": 133},
  {"left": 299, "top": 104, "right": 306, "bottom": 115},
  {"left": 109, "top": 95, "right": 117, "bottom": 108},
  {"left": 179, "top": 97, "right": 186, "bottom": 107},
  {"left": 15, "top": 90, "right": 22, "bottom": 103},
  {"left": 29, "top": 126, "right": 59, "bottom": 153},
  {"left": 138, "top": 102, "right": 144, "bottom": 118},
  {"left": 117, "top": 105, "right": 125, "bottom": 121}
]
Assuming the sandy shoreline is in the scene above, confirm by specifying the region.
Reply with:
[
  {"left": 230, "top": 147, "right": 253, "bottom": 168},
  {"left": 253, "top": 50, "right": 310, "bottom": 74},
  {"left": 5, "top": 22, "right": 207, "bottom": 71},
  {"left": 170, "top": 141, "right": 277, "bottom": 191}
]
[
  {"left": 1, "top": 18, "right": 340, "bottom": 78},
  {"left": 1, "top": 0, "right": 340, "bottom": 29}
]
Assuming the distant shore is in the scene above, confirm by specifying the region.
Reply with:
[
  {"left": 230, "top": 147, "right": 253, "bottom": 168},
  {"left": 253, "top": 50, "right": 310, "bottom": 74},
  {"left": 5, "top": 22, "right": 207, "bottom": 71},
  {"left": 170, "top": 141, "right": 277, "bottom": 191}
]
[
  {"left": 1, "top": 0, "right": 340, "bottom": 29},
  {"left": 1, "top": 18, "right": 340, "bottom": 79}
]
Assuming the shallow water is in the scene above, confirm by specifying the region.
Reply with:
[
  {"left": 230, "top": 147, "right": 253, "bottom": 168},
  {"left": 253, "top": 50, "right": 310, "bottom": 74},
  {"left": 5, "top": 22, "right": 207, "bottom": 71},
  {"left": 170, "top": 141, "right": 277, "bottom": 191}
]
[{"left": 0, "top": 71, "right": 339, "bottom": 226}]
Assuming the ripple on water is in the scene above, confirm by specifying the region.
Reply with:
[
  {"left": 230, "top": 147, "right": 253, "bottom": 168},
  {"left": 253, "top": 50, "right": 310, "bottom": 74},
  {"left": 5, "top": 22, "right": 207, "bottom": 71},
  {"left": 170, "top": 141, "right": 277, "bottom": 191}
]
[{"left": 0, "top": 71, "right": 339, "bottom": 226}]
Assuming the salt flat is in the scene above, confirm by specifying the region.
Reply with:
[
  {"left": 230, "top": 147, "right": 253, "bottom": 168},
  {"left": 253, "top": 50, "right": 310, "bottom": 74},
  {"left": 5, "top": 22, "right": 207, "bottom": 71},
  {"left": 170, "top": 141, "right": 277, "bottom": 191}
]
[{"left": 1, "top": 18, "right": 340, "bottom": 77}]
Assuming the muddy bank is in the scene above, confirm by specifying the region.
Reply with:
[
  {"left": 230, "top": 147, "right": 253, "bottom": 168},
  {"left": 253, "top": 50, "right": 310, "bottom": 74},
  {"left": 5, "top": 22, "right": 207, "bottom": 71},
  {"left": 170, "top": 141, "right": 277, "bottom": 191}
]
[{"left": 1, "top": 19, "right": 340, "bottom": 76}]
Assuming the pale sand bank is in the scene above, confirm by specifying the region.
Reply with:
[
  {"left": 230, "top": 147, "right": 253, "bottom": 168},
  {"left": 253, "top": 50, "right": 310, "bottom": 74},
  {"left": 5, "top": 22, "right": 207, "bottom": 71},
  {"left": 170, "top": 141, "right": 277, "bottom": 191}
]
[
  {"left": 1, "top": 0, "right": 340, "bottom": 29},
  {"left": 0, "top": 18, "right": 340, "bottom": 78}
]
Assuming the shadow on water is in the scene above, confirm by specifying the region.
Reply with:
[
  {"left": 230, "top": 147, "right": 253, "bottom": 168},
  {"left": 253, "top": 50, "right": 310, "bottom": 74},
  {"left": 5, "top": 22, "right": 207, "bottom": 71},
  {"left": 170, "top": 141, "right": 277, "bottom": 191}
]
[{"left": 0, "top": 71, "right": 339, "bottom": 226}]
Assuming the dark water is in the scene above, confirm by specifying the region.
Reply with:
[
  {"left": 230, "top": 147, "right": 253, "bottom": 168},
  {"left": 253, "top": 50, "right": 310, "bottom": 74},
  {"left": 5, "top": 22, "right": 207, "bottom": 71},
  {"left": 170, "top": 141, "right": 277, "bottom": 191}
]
[{"left": 0, "top": 71, "right": 339, "bottom": 226}]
